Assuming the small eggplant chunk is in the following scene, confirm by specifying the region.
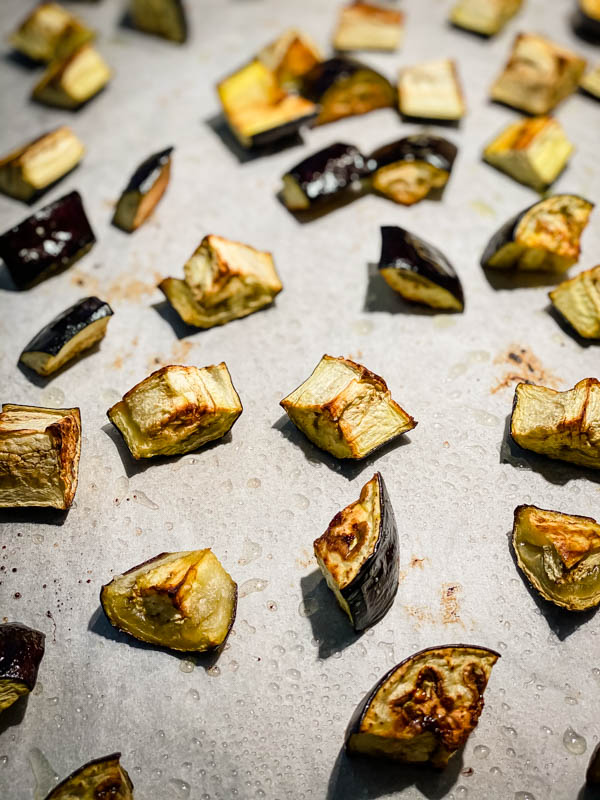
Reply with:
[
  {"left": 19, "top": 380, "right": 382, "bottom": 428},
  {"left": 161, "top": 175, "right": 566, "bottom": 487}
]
[
  {"left": 369, "top": 134, "right": 457, "bottom": 206},
  {"left": 108, "top": 363, "right": 242, "bottom": 459},
  {"left": 513, "top": 505, "right": 600, "bottom": 611},
  {"left": 333, "top": 3, "right": 404, "bottom": 52},
  {"left": 580, "top": 65, "right": 600, "bottom": 99},
  {"left": 130, "top": 0, "right": 188, "bottom": 44},
  {"left": 113, "top": 147, "right": 173, "bottom": 232},
  {"left": 0, "top": 623, "right": 45, "bottom": 714},
  {"left": 301, "top": 56, "right": 395, "bottom": 125},
  {"left": 483, "top": 116, "right": 573, "bottom": 192},
  {"left": 577, "top": 0, "right": 600, "bottom": 39},
  {"left": 0, "top": 191, "right": 95, "bottom": 289},
  {"left": 481, "top": 194, "right": 593, "bottom": 272},
  {"left": 511, "top": 378, "right": 600, "bottom": 470},
  {"left": 490, "top": 33, "right": 587, "bottom": 114},
  {"left": 281, "top": 142, "right": 373, "bottom": 211},
  {"left": 378, "top": 226, "right": 464, "bottom": 312},
  {"left": 450, "top": 0, "right": 523, "bottom": 36},
  {"left": 0, "top": 404, "right": 81, "bottom": 509},
  {"left": 314, "top": 473, "right": 398, "bottom": 631},
  {"left": 20, "top": 297, "right": 113, "bottom": 377},
  {"left": 44, "top": 753, "right": 133, "bottom": 800},
  {"left": 281, "top": 355, "right": 416, "bottom": 460},
  {"left": 345, "top": 645, "right": 499, "bottom": 768},
  {"left": 101, "top": 550, "right": 237, "bottom": 652},
  {"left": 257, "top": 29, "right": 322, "bottom": 90},
  {"left": 10, "top": 2, "right": 94, "bottom": 63},
  {"left": 33, "top": 44, "right": 111, "bottom": 109},
  {"left": 588, "top": 743, "right": 600, "bottom": 785},
  {"left": 549, "top": 265, "right": 600, "bottom": 339},
  {"left": 398, "top": 59, "right": 465, "bottom": 121}
]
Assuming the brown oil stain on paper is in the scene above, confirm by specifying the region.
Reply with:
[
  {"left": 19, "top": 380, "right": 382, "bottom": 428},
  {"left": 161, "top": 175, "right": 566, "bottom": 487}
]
[
  {"left": 492, "top": 344, "right": 562, "bottom": 393},
  {"left": 441, "top": 583, "right": 462, "bottom": 625}
]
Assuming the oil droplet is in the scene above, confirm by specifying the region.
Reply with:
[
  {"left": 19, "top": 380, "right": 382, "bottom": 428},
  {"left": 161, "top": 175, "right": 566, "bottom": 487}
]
[
  {"left": 447, "top": 363, "right": 468, "bottom": 381},
  {"left": 592, "top": 667, "right": 600, "bottom": 684},
  {"left": 293, "top": 493, "right": 310, "bottom": 510},
  {"left": 247, "top": 477, "right": 261, "bottom": 489},
  {"left": 298, "top": 598, "right": 319, "bottom": 618},
  {"left": 40, "top": 387, "right": 65, "bottom": 408},
  {"left": 132, "top": 489, "right": 158, "bottom": 509},
  {"left": 502, "top": 726, "right": 517, "bottom": 738},
  {"left": 562, "top": 726, "right": 587, "bottom": 754},
  {"left": 456, "top": 787, "right": 468, "bottom": 797},
  {"left": 170, "top": 778, "right": 191, "bottom": 796},
  {"left": 0, "top": 756, "right": 8, "bottom": 767},
  {"left": 377, "top": 641, "right": 395, "bottom": 664},
  {"left": 514, "top": 793, "right": 536, "bottom": 800},
  {"left": 222, "top": 479, "right": 233, "bottom": 493},
  {"left": 564, "top": 696, "right": 578, "bottom": 705},
  {"left": 179, "top": 659, "right": 195, "bottom": 674},
  {"left": 29, "top": 748, "right": 59, "bottom": 800},
  {"left": 239, "top": 578, "right": 268, "bottom": 597},
  {"left": 151, "top": 769, "right": 163, "bottom": 780},
  {"left": 353, "top": 319, "right": 374, "bottom": 335},
  {"left": 490, "top": 767, "right": 502, "bottom": 776},
  {"left": 471, "top": 408, "right": 500, "bottom": 427},
  {"left": 207, "top": 665, "right": 221, "bottom": 677},
  {"left": 33, "top": 534, "right": 44, "bottom": 544},
  {"left": 541, "top": 726, "right": 553, "bottom": 736},
  {"left": 47, "top": 697, "right": 59, "bottom": 706},
  {"left": 238, "top": 539, "right": 262, "bottom": 566},
  {"left": 188, "top": 689, "right": 199, "bottom": 700},
  {"left": 286, "top": 669, "right": 301, "bottom": 681},
  {"left": 434, "top": 315, "right": 456, "bottom": 329},
  {"left": 474, "top": 745, "right": 490, "bottom": 759}
]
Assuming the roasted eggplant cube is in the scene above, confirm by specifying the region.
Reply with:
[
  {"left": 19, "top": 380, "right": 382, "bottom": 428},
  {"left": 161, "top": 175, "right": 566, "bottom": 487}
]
[
  {"left": 450, "top": 0, "right": 523, "bottom": 36},
  {"left": 577, "top": 0, "right": 600, "bottom": 39},
  {"left": 301, "top": 57, "right": 395, "bottom": 125},
  {"left": 0, "top": 127, "right": 84, "bottom": 203},
  {"left": 10, "top": 2, "right": 94, "bottom": 63},
  {"left": 511, "top": 378, "right": 600, "bottom": 469},
  {"left": 101, "top": 550, "right": 237, "bottom": 652},
  {"left": 113, "top": 147, "right": 172, "bottom": 232},
  {"left": 108, "top": 363, "right": 242, "bottom": 459},
  {"left": 281, "top": 142, "right": 373, "bottom": 211},
  {"left": 130, "top": 0, "right": 188, "bottom": 44},
  {"left": 483, "top": 116, "right": 573, "bottom": 191},
  {"left": 281, "top": 355, "right": 416, "bottom": 460},
  {"left": 20, "top": 297, "right": 113, "bottom": 377},
  {"left": 0, "top": 404, "right": 81, "bottom": 509},
  {"left": 481, "top": 194, "right": 593, "bottom": 272},
  {"left": 333, "top": 3, "right": 404, "bottom": 52},
  {"left": 588, "top": 743, "right": 600, "bottom": 785},
  {"left": 45, "top": 754, "right": 133, "bottom": 800},
  {"left": 549, "top": 266, "right": 600, "bottom": 339},
  {"left": 217, "top": 60, "right": 318, "bottom": 148},
  {"left": 345, "top": 645, "right": 499, "bottom": 768},
  {"left": 370, "top": 135, "right": 457, "bottom": 206},
  {"left": 513, "top": 505, "right": 600, "bottom": 611},
  {"left": 257, "top": 28, "right": 322, "bottom": 90},
  {"left": 378, "top": 226, "right": 464, "bottom": 311},
  {"left": 490, "top": 33, "right": 587, "bottom": 114},
  {"left": 33, "top": 44, "right": 111, "bottom": 109},
  {"left": 0, "top": 191, "right": 95, "bottom": 289},
  {"left": 398, "top": 59, "right": 465, "bottom": 121},
  {"left": 580, "top": 65, "right": 600, "bottom": 99},
  {"left": 160, "top": 234, "right": 283, "bottom": 328},
  {"left": 314, "top": 473, "right": 398, "bottom": 631},
  {"left": 0, "top": 623, "right": 45, "bottom": 713}
]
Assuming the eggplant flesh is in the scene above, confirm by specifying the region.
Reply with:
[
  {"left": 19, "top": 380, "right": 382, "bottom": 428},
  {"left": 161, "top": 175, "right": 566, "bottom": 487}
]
[
  {"left": 20, "top": 297, "right": 113, "bottom": 377},
  {"left": 378, "top": 226, "right": 464, "bottom": 311},
  {"left": 0, "top": 623, "right": 45, "bottom": 713},
  {"left": 588, "top": 742, "right": 600, "bottom": 785},
  {"left": 398, "top": 59, "right": 465, "bottom": 121},
  {"left": 10, "top": 3, "right": 94, "bottom": 63},
  {"left": 113, "top": 147, "right": 173, "bottom": 232},
  {"left": 130, "top": 0, "right": 188, "bottom": 43},
  {"left": 580, "top": 65, "right": 600, "bottom": 99},
  {"left": 45, "top": 753, "right": 133, "bottom": 800},
  {"left": 345, "top": 645, "right": 499, "bottom": 768},
  {"left": 257, "top": 29, "right": 322, "bottom": 90},
  {"left": 549, "top": 265, "right": 600, "bottom": 339},
  {"left": 333, "top": 3, "right": 404, "bottom": 52},
  {"left": 33, "top": 44, "right": 111, "bottom": 110},
  {"left": 101, "top": 550, "right": 237, "bottom": 652},
  {"left": 450, "top": 0, "right": 523, "bottom": 36},
  {"left": 0, "top": 190, "right": 95, "bottom": 289}
]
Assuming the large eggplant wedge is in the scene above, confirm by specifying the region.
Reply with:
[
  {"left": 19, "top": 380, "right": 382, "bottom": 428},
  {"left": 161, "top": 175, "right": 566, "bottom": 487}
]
[
  {"left": 549, "top": 265, "right": 600, "bottom": 339},
  {"left": 113, "top": 147, "right": 173, "bottom": 232},
  {"left": 44, "top": 754, "right": 133, "bottom": 800}
]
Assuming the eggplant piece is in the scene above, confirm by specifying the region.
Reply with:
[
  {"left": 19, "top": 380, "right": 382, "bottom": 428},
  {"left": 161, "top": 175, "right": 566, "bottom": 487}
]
[
  {"left": 450, "top": 0, "right": 523, "bottom": 36},
  {"left": 490, "top": 33, "right": 587, "bottom": 114},
  {"left": 113, "top": 147, "right": 173, "bottom": 232},
  {"left": 378, "top": 226, "right": 464, "bottom": 311},
  {"left": 159, "top": 234, "right": 282, "bottom": 328},
  {"left": 512, "top": 505, "right": 600, "bottom": 611},
  {"left": 101, "top": 550, "right": 237, "bottom": 652},
  {"left": 580, "top": 65, "right": 600, "bottom": 99},
  {"left": 108, "top": 363, "right": 242, "bottom": 459},
  {"left": 314, "top": 473, "right": 398, "bottom": 631},
  {"left": 398, "top": 59, "right": 466, "bottom": 121},
  {"left": 510, "top": 378, "right": 600, "bottom": 470},
  {"left": 130, "top": 0, "right": 188, "bottom": 44},
  {"left": 45, "top": 753, "right": 133, "bottom": 800},
  {"left": 9, "top": 2, "right": 94, "bottom": 63},
  {"left": 588, "top": 743, "right": 600, "bottom": 785},
  {"left": 257, "top": 29, "right": 322, "bottom": 90},
  {"left": 483, "top": 116, "right": 573, "bottom": 191},
  {"left": 549, "top": 265, "right": 600, "bottom": 339},
  {"left": 333, "top": 3, "right": 404, "bottom": 52},
  {"left": 0, "top": 127, "right": 84, "bottom": 203},
  {"left": 369, "top": 135, "right": 457, "bottom": 206},
  {"left": 281, "top": 355, "right": 416, "bottom": 460},
  {"left": 300, "top": 56, "right": 395, "bottom": 125},
  {"left": 20, "top": 297, "right": 113, "bottom": 377},
  {"left": 0, "top": 623, "right": 45, "bottom": 714},
  {"left": 576, "top": 0, "right": 600, "bottom": 39},
  {"left": 281, "top": 142, "right": 373, "bottom": 211},
  {"left": 480, "top": 194, "right": 593, "bottom": 272},
  {"left": 0, "top": 190, "right": 95, "bottom": 289},
  {"left": 33, "top": 44, "right": 111, "bottom": 109},
  {"left": 345, "top": 645, "right": 499, "bottom": 767},
  {"left": 217, "top": 60, "right": 318, "bottom": 148},
  {"left": 0, "top": 404, "right": 81, "bottom": 509}
]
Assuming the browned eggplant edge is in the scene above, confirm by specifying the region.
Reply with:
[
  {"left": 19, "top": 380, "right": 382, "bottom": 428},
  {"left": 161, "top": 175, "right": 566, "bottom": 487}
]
[{"left": 44, "top": 753, "right": 133, "bottom": 800}]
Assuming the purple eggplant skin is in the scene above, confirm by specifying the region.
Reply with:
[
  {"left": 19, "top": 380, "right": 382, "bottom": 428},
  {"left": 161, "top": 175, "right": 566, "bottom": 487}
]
[
  {"left": 370, "top": 135, "right": 458, "bottom": 173},
  {"left": 0, "top": 623, "right": 45, "bottom": 696},
  {"left": 301, "top": 56, "right": 392, "bottom": 102},
  {"left": 575, "top": 2, "right": 600, "bottom": 40},
  {"left": 480, "top": 207, "right": 526, "bottom": 268},
  {"left": 20, "top": 297, "right": 113, "bottom": 359},
  {"left": 379, "top": 226, "right": 464, "bottom": 308},
  {"left": 0, "top": 190, "right": 95, "bottom": 289},
  {"left": 587, "top": 742, "right": 600, "bottom": 785},
  {"left": 121, "top": 146, "right": 173, "bottom": 195},
  {"left": 248, "top": 110, "right": 318, "bottom": 149}
]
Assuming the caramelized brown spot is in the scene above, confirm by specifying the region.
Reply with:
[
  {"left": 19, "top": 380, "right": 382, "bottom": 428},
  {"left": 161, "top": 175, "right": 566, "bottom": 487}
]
[{"left": 492, "top": 345, "right": 561, "bottom": 393}]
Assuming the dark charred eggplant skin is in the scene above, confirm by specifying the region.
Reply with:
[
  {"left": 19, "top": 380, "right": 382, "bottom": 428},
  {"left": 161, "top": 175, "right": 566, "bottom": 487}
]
[
  {"left": 20, "top": 297, "right": 113, "bottom": 358},
  {"left": 122, "top": 146, "right": 172, "bottom": 195},
  {"left": 0, "top": 623, "right": 45, "bottom": 694},
  {"left": 45, "top": 753, "right": 133, "bottom": 800},
  {"left": 301, "top": 56, "right": 391, "bottom": 101},
  {"left": 576, "top": 3, "right": 600, "bottom": 40},
  {"left": 379, "top": 226, "right": 464, "bottom": 307},
  {"left": 370, "top": 135, "right": 458, "bottom": 173},
  {"left": 0, "top": 191, "right": 95, "bottom": 289},
  {"left": 587, "top": 742, "right": 600, "bottom": 785}
]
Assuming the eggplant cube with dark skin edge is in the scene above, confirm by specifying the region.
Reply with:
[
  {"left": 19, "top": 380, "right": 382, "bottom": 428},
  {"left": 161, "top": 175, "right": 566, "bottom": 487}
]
[
  {"left": 512, "top": 505, "right": 600, "bottom": 611},
  {"left": 450, "top": 0, "right": 523, "bottom": 36},
  {"left": 20, "top": 297, "right": 113, "bottom": 377},
  {"left": 480, "top": 194, "right": 593, "bottom": 272},
  {"left": 378, "top": 227, "right": 464, "bottom": 312},
  {"left": 398, "top": 59, "right": 466, "bottom": 121},
  {"left": 345, "top": 645, "right": 499, "bottom": 767},
  {"left": 314, "top": 473, "right": 399, "bottom": 631},
  {"left": 549, "top": 265, "right": 600, "bottom": 339},
  {"left": 100, "top": 550, "right": 237, "bottom": 652},
  {"left": 0, "top": 191, "right": 96, "bottom": 289},
  {"left": 257, "top": 29, "right": 322, "bottom": 90},
  {"left": 577, "top": 0, "right": 600, "bottom": 39},
  {"left": 510, "top": 378, "right": 600, "bottom": 470},
  {"left": 0, "top": 405, "right": 81, "bottom": 509},
  {"left": 0, "top": 623, "right": 45, "bottom": 714},
  {"left": 32, "top": 44, "right": 111, "bottom": 110},
  {"left": 130, "top": 0, "right": 188, "bottom": 44},
  {"left": 44, "top": 753, "right": 134, "bottom": 800},
  {"left": 333, "top": 3, "right": 404, "bottom": 52},
  {"left": 588, "top": 743, "right": 600, "bottom": 785},
  {"left": 580, "top": 65, "right": 600, "bottom": 99},
  {"left": 9, "top": 2, "right": 95, "bottom": 63},
  {"left": 113, "top": 147, "right": 173, "bottom": 232},
  {"left": 280, "top": 355, "right": 416, "bottom": 460}
]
